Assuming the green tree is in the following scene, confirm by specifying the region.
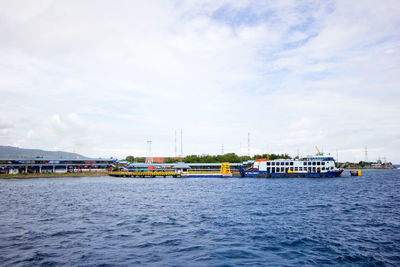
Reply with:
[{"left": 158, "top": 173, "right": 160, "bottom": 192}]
[
  {"left": 125, "top": 156, "right": 146, "bottom": 163},
  {"left": 125, "top": 156, "right": 135, "bottom": 163}
]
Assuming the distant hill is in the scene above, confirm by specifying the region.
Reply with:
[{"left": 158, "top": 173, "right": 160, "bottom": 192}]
[{"left": 0, "top": 146, "right": 86, "bottom": 159}]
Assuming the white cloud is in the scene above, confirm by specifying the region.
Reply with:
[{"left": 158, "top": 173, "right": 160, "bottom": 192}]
[{"left": 0, "top": 0, "right": 399, "bottom": 162}]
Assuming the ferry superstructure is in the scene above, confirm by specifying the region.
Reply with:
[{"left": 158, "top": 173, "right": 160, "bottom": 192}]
[{"left": 238, "top": 154, "right": 343, "bottom": 178}]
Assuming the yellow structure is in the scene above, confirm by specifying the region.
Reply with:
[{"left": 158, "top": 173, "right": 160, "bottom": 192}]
[
  {"left": 351, "top": 170, "right": 362, "bottom": 176},
  {"left": 220, "top": 162, "right": 231, "bottom": 174},
  {"left": 315, "top": 146, "right": 322, "bottom": 155}
]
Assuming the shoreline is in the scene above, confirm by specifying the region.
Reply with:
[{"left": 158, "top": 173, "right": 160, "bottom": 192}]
[{"left": 0, "top": 173, "right": 108, "bottom": 179}]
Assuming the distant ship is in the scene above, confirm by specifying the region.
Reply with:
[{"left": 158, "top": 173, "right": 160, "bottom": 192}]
[{"left": 238, "top": 152, "right": 343, "bottom": 178}]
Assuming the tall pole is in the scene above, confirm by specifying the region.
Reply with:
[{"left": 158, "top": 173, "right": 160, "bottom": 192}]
[
  {"left": 180, "top": 129, "right": 183, "bottom": 157},
  {"left": 336, "top": 149, "right": 339, "bottom": 163},
  {"left": 174, "top": 130, "right": 177, "bottom": 157},
  {"left": 248, "top": 132, "right": 250, "bottom": 157},
  {"left": 146, "top": 140, "right": 152, "bottom": 164}
]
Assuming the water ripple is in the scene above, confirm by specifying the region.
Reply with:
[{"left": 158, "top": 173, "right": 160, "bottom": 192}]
[{"left": 0, "top": 170, "right": 399, "bottom": 266}]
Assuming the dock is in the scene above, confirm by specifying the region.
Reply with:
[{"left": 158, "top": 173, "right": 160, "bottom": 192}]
[{"left": 108, "top": 171, "right": 180, "bottom": 178}]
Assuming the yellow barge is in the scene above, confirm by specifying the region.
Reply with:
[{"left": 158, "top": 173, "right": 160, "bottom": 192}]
[
  {"left": 108, "top": 171, "right": 180, "bottom": 178},
  {"left": 108, "top": 163, "right": 232, "bottom": 178}
]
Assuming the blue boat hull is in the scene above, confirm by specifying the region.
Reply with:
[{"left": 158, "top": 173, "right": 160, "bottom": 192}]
[
  {"left": 181, "top": 174, "right": 232, "bottom": 178},
  {"left": 240, "top": 170, "right": 343, "bottom": 178}
]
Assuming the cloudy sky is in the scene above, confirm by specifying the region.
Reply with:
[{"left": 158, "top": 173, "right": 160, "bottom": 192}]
[{"left": 0, "top": 0, "right": 399, "bottom": 162}]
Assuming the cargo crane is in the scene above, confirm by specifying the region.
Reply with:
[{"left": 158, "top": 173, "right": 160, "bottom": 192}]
[{"left": 315, "top": 146, "right": 322, "bottom": 155}]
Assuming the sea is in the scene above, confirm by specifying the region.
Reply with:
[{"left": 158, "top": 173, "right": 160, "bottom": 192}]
[{"left": 1, "top": 169, "right": 399, "bottom": 266}]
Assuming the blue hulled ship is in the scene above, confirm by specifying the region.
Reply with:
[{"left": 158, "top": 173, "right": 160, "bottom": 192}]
[{"left": 238, "top": 152, "right": 343, "bottom": 178}]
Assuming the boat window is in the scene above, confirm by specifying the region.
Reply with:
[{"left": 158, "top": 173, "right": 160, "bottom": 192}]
[
  {"left": 299, "top": 167, "right": 302, "bottom": 171},
  {"left": 285, "top": 162, "right": 289, "bottom": 166},
  {"left": 290, "top": 162, "right": 294, "bottom": 166},
  {"left": 290, "top": 167, "right": 293, "bottom": 171},
  {"left": 272, "top": 162, "right": 275, "bottom": 166},
  {"left": 312, "top": 162, "right": 316, "bottom": 165},
  {"left": 322, "top": 162, "right": 325, "bottom": 165},
  {"left": 295, "top": 167, "right": 298, "bottom": 171},
  {"left": 267, "top": 162, "right": 270, "bottom": 166},
  {"left": 317, "top": 162, "right": 321, "bottom": 165}
]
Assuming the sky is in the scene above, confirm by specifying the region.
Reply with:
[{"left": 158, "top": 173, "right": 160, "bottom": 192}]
[{"left": 0, "top": 0, "right": 399, "bottom": 162}]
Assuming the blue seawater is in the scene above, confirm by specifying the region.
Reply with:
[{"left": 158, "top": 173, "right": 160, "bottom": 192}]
[{"left": 1, "top": 170, "right": 400, "bottom": 266}]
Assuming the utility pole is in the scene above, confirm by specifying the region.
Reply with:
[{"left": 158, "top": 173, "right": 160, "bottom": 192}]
[
  {"left": 248, "top": 132, "right": 251, "bottom": 157},
  {"left": 336, "top": 149, "right": 339, "bottom": 163},
  {"left": 180, "top": 129, "right": 183, "bottom": 157},
  {"left": 146, "top": 140, "right": 152, "bottom": 164},
  {"left": 174, "top": 130, "right": 177, "bottom": 157}
]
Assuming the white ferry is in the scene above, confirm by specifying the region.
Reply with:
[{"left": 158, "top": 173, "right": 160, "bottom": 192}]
[{"left": 238, "top": 152, "right": 343, "bottom": 178}]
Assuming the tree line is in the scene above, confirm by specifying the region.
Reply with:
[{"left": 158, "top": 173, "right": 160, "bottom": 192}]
[{"left": 124, "top": 153, "right": 291, "bottom": 163}]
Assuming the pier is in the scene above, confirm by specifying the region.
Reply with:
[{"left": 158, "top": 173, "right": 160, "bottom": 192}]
[
  {"left": 108, "top": 171, "right": 180, "bottom": 178},
  {"left": 0, "top": 158, "right": 116, "bottom": 175}
]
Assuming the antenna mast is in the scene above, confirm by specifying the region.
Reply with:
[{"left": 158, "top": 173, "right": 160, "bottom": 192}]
[
  {"left": 174, "top": 130, "right": 177, "bottom": 157},
  {"left": 248, "top": 132, "right": 251, "bottom": 157},
  {"left": 146, "top": 140, "right": 152, "bottom": 164},
  {"left": 180, "top": 129, "right": 183, "bottom": 157}
]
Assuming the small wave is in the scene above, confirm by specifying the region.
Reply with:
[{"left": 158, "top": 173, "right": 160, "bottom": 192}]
[
  {"left": 156, "top": 238, "right": 182, "bottom": 247},
  {"left": 50, "top": 230, "right": 85, "bottom": 237},
  {"left": 212, "top": 249, "right": 260, "bottom": 260},
  {"left": 175, "top": 245, "right": 203, "bottom": 253}
]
